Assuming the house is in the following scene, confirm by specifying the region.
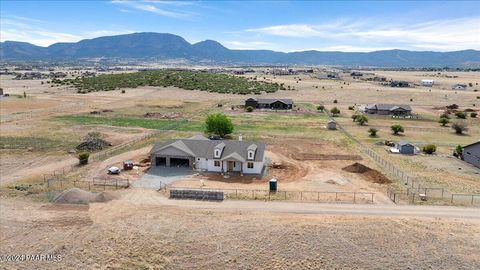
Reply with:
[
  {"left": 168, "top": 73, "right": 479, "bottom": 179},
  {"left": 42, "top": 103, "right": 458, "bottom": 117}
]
[
  {"left": 462, "top": 141, "right": 480, "bottom": 168},
  {"left": 364, "top": 104, "right": 412, "bottom": 116},
  {"left": 390, "top": 80, "right": 410, "bottom": 87},
  {"left": 245, "top": 98, "right": 293, "bottom": 110},
  {"left": 395, "top": 140, "right": 416, "bottom": 155},
  {"left": 150, "top": 135, "right": 266, "bottom": 175},
  {"left": 452, "top": 84, "right": 467, "bottom": 90},
  {"left": 421, "top": 80, "right": 434, "bottom": 87},
  {"left": 327, "top": 120, "right": 337, "bottom": 130}
]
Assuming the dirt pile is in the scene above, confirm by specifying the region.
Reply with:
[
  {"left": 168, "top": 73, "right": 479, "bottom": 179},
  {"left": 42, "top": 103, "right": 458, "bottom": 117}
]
[
  {"left": 143, "top": 112, "right": 182, "bottom": 119},
  {"left": 342, "top": 163, "right": 391, "bottom": 184},
  {"left": 53, "top": 188, "right": 119, "bottom": 204},
  {"left": 76, "top": 132, "right": 112, "bottom": 151}
]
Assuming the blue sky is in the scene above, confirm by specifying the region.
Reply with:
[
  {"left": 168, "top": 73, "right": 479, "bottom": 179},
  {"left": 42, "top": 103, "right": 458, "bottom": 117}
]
[{"left": 1, "top": 1, "right": 479, "bottom": 52}]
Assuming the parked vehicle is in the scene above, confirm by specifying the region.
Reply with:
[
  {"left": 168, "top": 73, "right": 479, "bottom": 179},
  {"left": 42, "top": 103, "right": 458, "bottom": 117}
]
[
  {"left": 123, "top": 160, "right": 134, "bottom": 170},
  {"left": 107, "top": 166, "right": 120, "bottom": 175}
]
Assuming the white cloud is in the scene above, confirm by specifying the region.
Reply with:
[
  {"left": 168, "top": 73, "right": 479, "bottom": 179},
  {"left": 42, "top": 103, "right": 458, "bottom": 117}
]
[
  {"left": 0, "top": 16, "right": 135, "bottom": 46},
  {"left": 223, "top": 40, "right": 276, "bottom": 50},
  {"left": 110, "top": 0, "right": 193, "bottom": 18},
  {"left": 246, "top": 17, "right": 480, "bottom": 51}
]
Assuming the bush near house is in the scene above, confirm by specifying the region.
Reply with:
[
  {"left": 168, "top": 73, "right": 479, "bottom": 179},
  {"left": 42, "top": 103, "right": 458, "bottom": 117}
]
[
  {"left": 356, "top": 115, "right": 368, "bottom": 125},
  {"left": 245, "top": 106, "right": 254, "bottom": 112},
  {"left": 471, "top": 112, "right": 477, "bottom": 118},
  {"left": 422, "top": 144, "right": 437, "bottom": 154},
  {"left": 78, "top": 152, "right": 90, "bottom": 165}
]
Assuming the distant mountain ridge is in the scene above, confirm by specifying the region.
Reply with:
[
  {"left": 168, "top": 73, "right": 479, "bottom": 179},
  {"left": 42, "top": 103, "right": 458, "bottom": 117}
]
[{"left": 1, "top": 32, "right": 480, "bottom": 67}]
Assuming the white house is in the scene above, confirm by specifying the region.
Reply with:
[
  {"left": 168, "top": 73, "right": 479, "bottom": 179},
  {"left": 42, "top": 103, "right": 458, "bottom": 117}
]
[
  {"left": 421, "top": 79, "right": 434, "bottom": 87},
  {"left": 150, "top": 135, "right": 266, "bottom": 175},
  {"left": 452, "top": 84, "right": 467, "bottom": 90}
]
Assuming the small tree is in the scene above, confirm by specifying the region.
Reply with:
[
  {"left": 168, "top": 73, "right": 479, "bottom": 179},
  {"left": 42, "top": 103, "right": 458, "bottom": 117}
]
[
  {"left": 348, "top": 106, "right": 354, "bottom": 110},
  {"left": 368, "top": 128, "right": 378, "bottom": 137},
  {"left": 422, "top": 144, "right": 437, "bottom": 154},
  {"left": 330, "top": 107, "right": 340, "bottom": 116},
  {"left": 438, "top": 117, "right": 449, "bottom": 126},
  {"left": 440, "top": 112, "right": 450, "bottom": 119},
  {"left": 455, "top": 112, "right": 466, "bottom": 119},
  {"left": 23, "top": 91, "right": 27, "bottom": 98},
  {"left": 452, "top": 121, "right": 468, "bottom": 134},
  {"left": 333, "top": 99, "right": 338, "bottom": 104},
  {"left": 455, "top": 145, "right": 463, "bottom": 155},
  {"left": 351, "top": 114, "right": 359, "bottom": 122},
  {"left": 245, "top": 106, "right": 254, "bottom": 112},
  {"left": 356, "top": 115, "right": 368, "bottom": 125},
  {"left": 317, "top": 105, "right": 325, "bottom": 112},
  {"left": 205, "top": 113, "right": 234, "bottom": 138},
  {"left": 471, "top": 112, "right": 477, "bottom": 118},
  {"left": 391, "top": 124, "right": 404, "bottom": 135},
  {"left": 78, "top": 152, "right": 90, "bottom": 165}
]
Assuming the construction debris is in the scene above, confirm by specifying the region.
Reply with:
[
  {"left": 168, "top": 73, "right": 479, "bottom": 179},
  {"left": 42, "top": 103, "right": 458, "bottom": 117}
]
[
  {"left": 143, "top": 112, "right": 182, "bottom": 119},
  {"left": 76, "top": 132, "right": 112, "bottom": 151},
  {"left": 342, "top": 162, "right": 391, "bottom": 184}
]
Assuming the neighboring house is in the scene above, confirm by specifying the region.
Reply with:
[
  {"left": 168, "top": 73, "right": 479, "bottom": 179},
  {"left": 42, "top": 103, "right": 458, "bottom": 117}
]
[
  {"left": 150, "top": 135, "right": 266, "bottom": 175},
  {"left": 245, "top": 98, "right": 293, "bottom": 110},
  {"left": 395, "top": 140, "right": 416, "bottom": 155},
  {"left": 462, "top": 141, "right": 480, "bottom": 168},
  {"left": 421, "top": 79, "right": 434, "bottom": 87},
  {"left": 364, "top": 104, "right": 412, "bottom": 116},
  {"left": 390, "top": 80, "right": 410, "bottom": 87},
  {"left": 452, "top": 84, "right": 467, "bottom": 90}
]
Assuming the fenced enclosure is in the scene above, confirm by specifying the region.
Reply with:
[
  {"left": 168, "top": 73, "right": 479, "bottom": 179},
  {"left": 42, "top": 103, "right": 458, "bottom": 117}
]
[
  {"left": 169, "top": 187, "right": 375, "bottom": 204},
  {"left": 327, "top": 111, "right": 480, "bottom": 207},
  {"left": 170, "top": 188, "right": 224, "bottom": 201},
  {"left": 45, "top": 176, "right": 129, "bottom": 192}
]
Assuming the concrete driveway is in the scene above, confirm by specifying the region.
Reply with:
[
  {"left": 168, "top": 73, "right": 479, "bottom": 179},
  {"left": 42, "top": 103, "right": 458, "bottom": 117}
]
[{"left": 133, "top": 166, "right": 193, "bottom": 189}]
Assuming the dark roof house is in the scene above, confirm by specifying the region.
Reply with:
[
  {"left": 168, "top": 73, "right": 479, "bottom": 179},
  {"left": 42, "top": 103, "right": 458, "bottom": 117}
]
[
  {"left": 365, "top": 104, "right": 412, "bottom": 116},
  {"left": 245, "top": 97, "right": 293, "bottom": 110},
  {"left": 462, "top": 141, "right": 480, "bottom": 168}
]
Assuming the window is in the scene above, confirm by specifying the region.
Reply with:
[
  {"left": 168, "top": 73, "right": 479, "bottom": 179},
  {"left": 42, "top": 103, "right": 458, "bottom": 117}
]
[
  {"left": 248, "top": 151, "right": 254, "bottom": 160},
  {"left": 215, "top": 150, "right": 220, "bottom": 157},
  {"left": 247, "top": 162, "right": 254, "bottom": 169},
  {"left": 214, "top": 161, "right": 220, "bottom": 167}
]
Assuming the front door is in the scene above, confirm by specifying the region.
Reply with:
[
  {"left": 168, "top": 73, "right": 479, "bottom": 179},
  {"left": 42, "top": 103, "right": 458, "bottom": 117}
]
[{"left": 227, "top": 161, "right": 234, "bottom": 171}]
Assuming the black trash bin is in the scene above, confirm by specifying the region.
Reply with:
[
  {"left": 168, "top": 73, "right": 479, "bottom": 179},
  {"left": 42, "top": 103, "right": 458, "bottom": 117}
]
[{"left": 269, "top": 178, "right": 277, "bottom": 192}]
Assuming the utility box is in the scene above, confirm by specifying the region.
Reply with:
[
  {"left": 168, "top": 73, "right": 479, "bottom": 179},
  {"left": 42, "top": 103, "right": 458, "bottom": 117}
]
[{"left": 269, "top": 178, "right": 277, "bottom": 192}]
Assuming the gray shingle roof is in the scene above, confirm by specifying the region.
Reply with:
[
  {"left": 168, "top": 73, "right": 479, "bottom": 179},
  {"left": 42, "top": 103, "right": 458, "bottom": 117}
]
[
  {"left": 150, "top": 138, "right": 265, "bottom": 162},
  {"left": 366, "top": 104, "right": 412, "bottom": 111}
]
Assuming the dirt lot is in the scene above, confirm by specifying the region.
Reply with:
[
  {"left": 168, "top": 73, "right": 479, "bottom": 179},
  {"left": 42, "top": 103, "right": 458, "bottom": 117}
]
[{"left": 1, "top": 190, "right": 479, "bottom": 269}]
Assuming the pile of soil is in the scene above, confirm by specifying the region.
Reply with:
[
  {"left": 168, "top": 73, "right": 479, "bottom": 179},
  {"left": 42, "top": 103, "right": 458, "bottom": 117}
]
[
  {"left": 76, "top": 132, "right": 112, "bottom": 151},
  {"left": 143, "top": 112, "right": 182, "bottom": 119},
  {"left": 342, "top": 162, "right": 391, "bottom": 184},
  {"left": 53, "top": 188, "right": 119, "bottom": 204}
]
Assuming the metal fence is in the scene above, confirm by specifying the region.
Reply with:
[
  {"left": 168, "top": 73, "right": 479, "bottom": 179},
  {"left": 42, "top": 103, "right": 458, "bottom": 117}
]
[
  {"left": 168, "top": 187, "right": 375, "bottom": 204},
  {"left": 45, "top": 176, "right": 130, "bottom": 192}
]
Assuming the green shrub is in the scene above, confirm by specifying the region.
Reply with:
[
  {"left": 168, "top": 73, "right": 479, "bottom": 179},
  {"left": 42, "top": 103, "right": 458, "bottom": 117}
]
[
  {"left": 471, "top": 112, "right": 477, "bottom": 118},
  {"left": 368, "top": 128, "right": 378, "bottom": 137},
  {"left": 438, "top": 117, "right": 449, "bottom": 126},
  {"left": 78, "top": 152, "right": 90, "bottom": 165},
  {"left": 333, "top": 99, "right": 338, "bottom": 104},
  {"left": 455, "top": 112, "right": 466, "bottom": 119},
  {"left": 391, "top": 124, "right": 404, "bottom": 135},
  {"left": 452, "top": 121, "right": 468, "bottom": 134},
  {"left": 245, "top": 106, "right": 254, "bottom": 112},
  {"left": 330, "top": 107, "right": 340, "bottom": 116},
  {"left": 205, "top": 113, "right": 234, "bottom": 138},
  {"left": 317, "top": 105, "right": 325, "bottom": 112},
  {"left": 356, "top": 115, "right": 368, "bottom": 125},
  {"left": 348, "top": 106, "right": 354, "bottom": 110},
  {"left": 422, "top": 144, "right": 437, "bottom": 154}
]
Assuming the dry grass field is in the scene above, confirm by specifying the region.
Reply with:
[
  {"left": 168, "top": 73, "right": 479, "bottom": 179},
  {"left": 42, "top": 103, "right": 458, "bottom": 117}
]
[
  {"left": 1, "top": 69, "right": 479, "bottom": 268},
  {"left": 1, "top": 190, "right": 480, "bottom": 269}
]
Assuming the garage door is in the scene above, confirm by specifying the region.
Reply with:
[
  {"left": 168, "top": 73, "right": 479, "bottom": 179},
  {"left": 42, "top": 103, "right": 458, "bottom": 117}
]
[
  {"left": 155, "top": 157, "right": 166, "bottom": 166},
  {"left": 170, "top": 157, "right": 190, "bottom": 167}
]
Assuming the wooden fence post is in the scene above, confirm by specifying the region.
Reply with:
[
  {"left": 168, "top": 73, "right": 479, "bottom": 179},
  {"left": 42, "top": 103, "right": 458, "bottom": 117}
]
[{"left": 353, "top": 193, "right": 356, "bottom": 204}]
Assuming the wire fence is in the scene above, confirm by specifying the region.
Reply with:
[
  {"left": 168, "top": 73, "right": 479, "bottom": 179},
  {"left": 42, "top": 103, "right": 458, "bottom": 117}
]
[
  {"left": 168, "top": 187, "right": 375, "bottom": 204},
  {"left": 45, "top": 176, "right": 130, "bottom": 192}
]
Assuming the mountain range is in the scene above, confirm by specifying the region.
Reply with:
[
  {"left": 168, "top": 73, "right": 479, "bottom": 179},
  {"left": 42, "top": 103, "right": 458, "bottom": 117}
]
[{"left": 1, "top": 32, "right": 480, "bottom": 67}]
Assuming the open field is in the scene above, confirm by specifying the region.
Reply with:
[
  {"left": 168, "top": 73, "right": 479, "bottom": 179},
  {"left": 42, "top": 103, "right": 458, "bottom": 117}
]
[{"left": 1, "top": 190, "right": 480, "bottom": 269}]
